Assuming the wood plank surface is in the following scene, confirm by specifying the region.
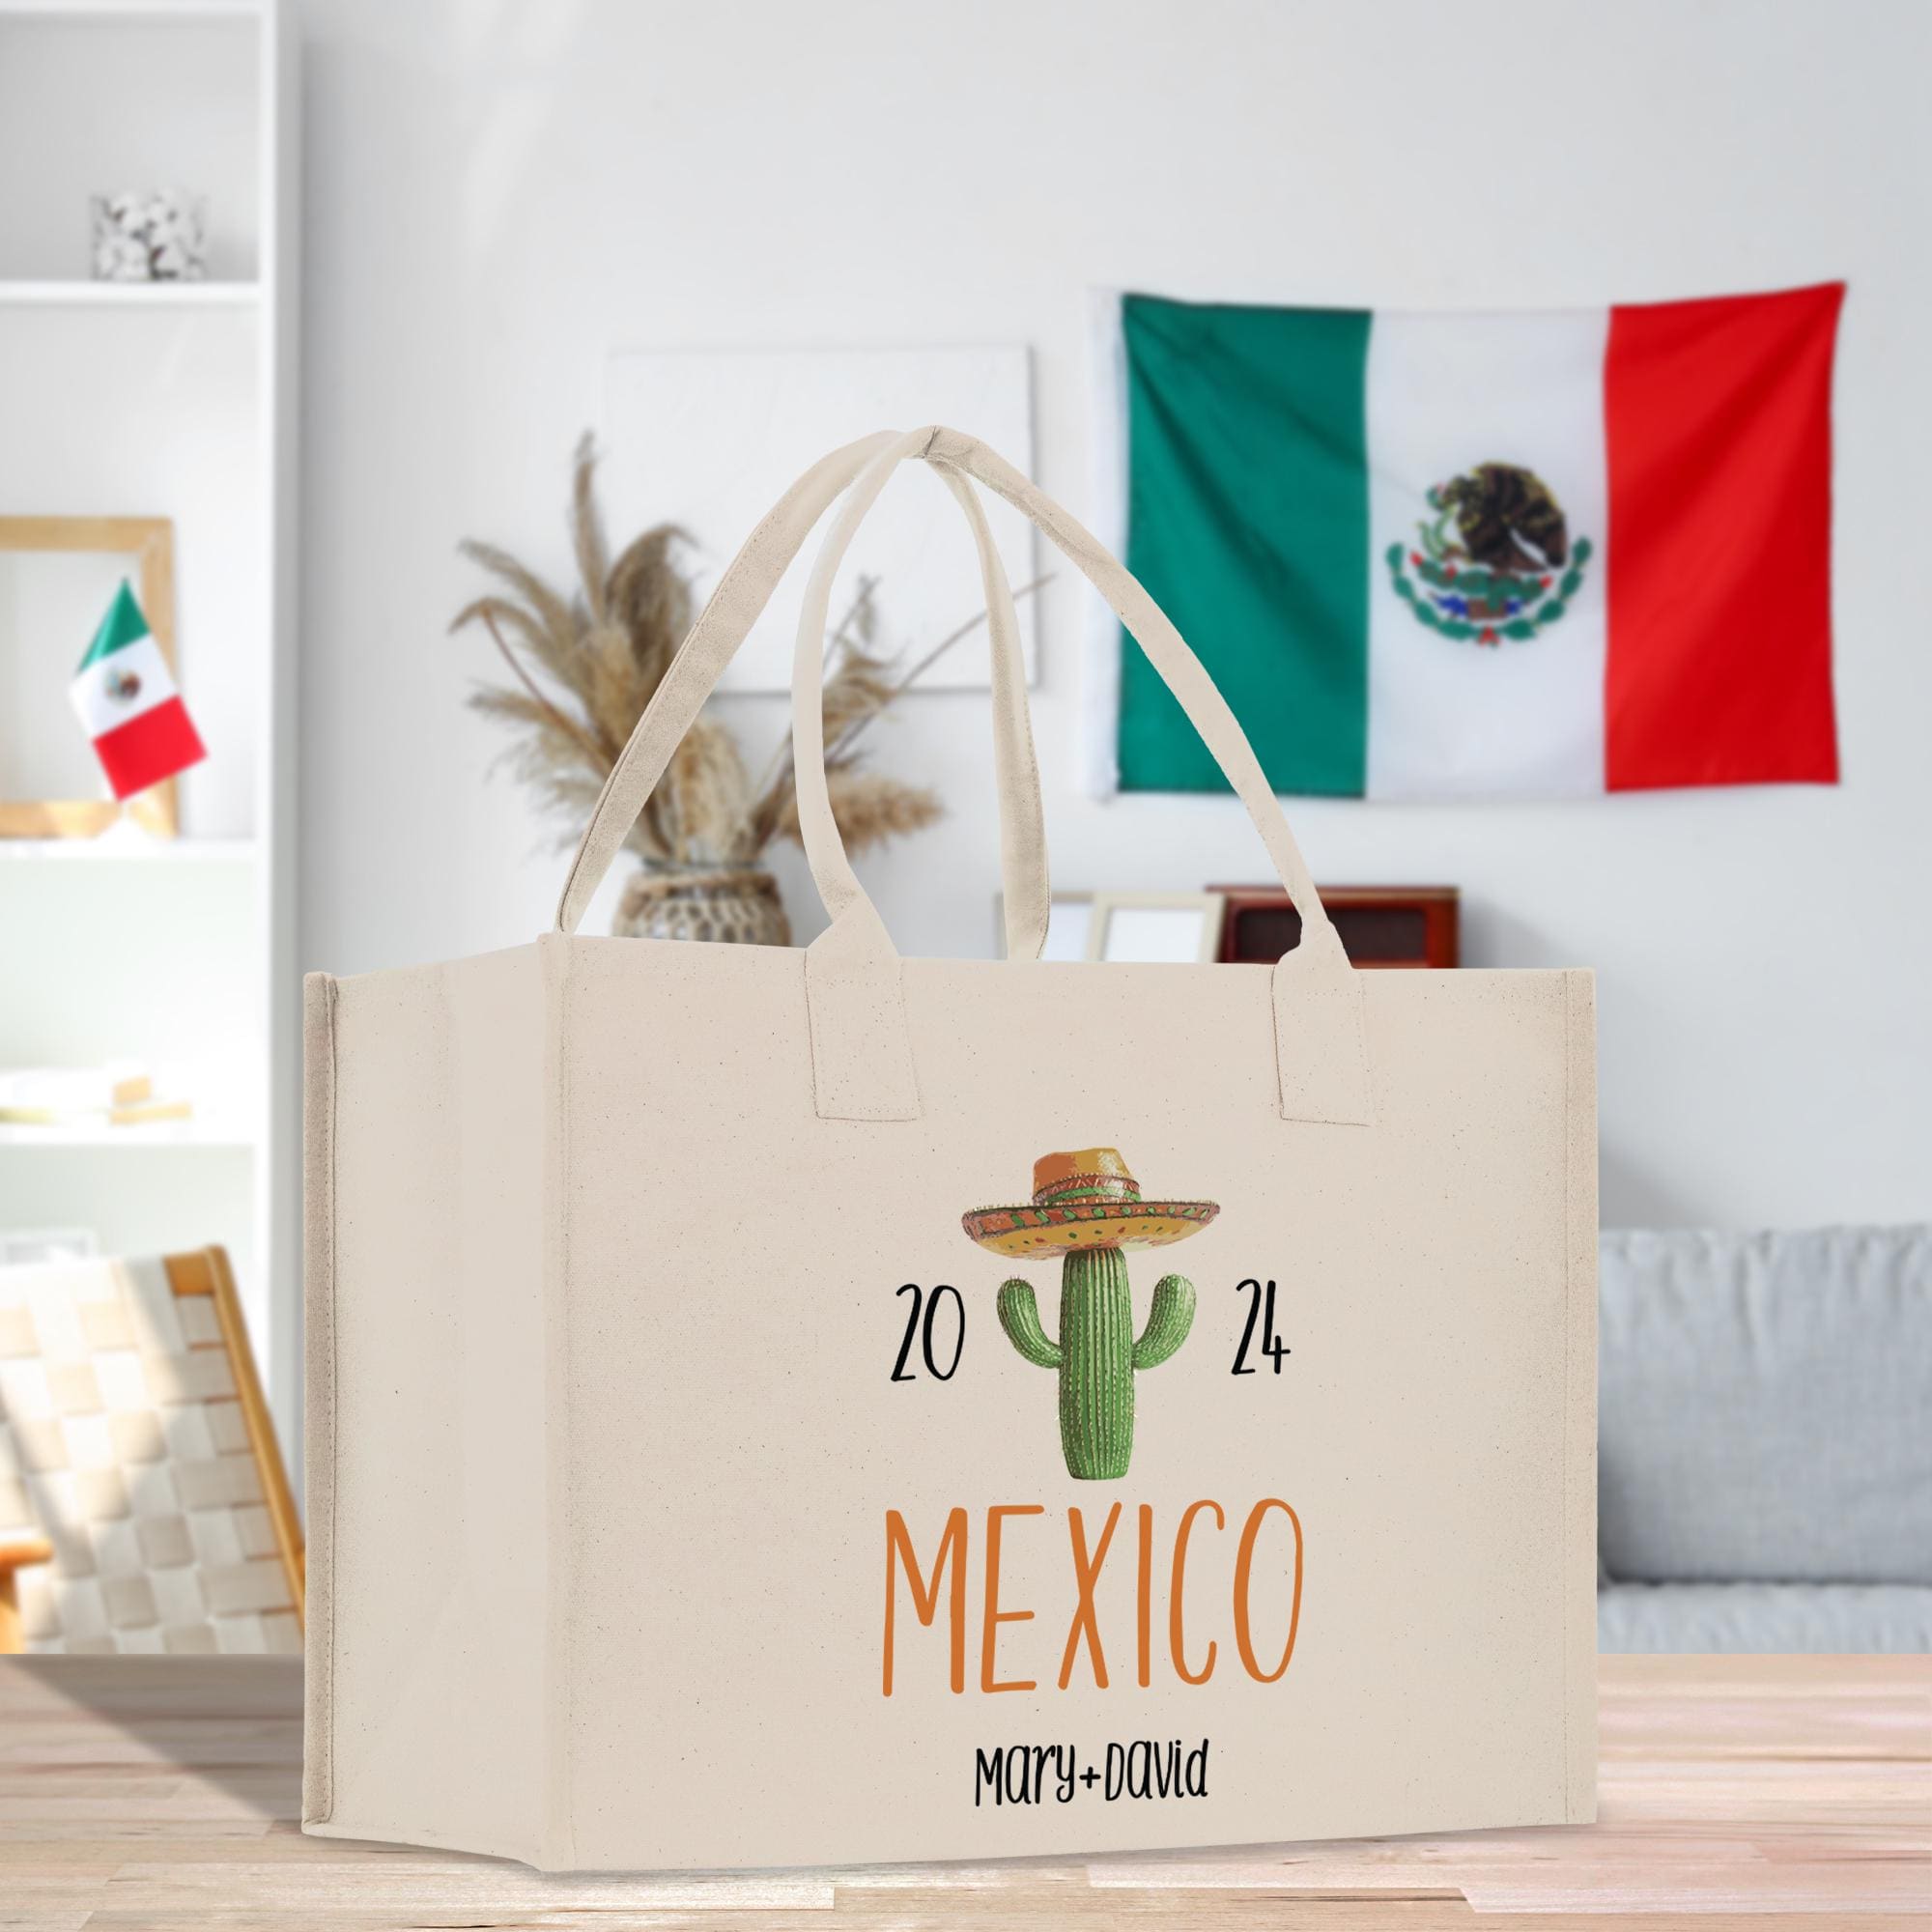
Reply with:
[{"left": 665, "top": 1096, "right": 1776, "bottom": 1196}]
[{"left": 0, "top": 1655, "right": 1923, "bottom": 1928}]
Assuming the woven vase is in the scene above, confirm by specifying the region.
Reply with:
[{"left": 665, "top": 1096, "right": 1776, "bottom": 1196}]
[{"left": 613, "top": 867, "right": 791, "bottom": 947}]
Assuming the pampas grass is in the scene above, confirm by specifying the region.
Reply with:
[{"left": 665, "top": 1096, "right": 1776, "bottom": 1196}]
[
  {"left": 452, "top": 434, "right": 1043, "bottom": 878},
  {"left": 764, "top": 769, "right": 943, "bottom": 855}
]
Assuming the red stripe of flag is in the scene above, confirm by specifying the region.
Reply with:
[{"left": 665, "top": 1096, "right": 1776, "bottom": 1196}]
[
  {"left": 1604, "top": 282, "right": 1842, "bottom": 791},
  {"left": 95, "top": 696, "right": 207, "bottom": 800}
]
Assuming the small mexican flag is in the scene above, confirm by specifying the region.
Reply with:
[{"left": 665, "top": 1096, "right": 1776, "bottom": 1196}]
[
  {"left": 1087, "top": 282, "right": 1843, "bottom": 798},
  {"left": 69, "top": 582, "right": 206, "bottom": 800}
]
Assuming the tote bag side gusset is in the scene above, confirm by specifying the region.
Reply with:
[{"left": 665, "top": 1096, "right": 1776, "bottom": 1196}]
[
  {"left": 1561, "top": 965, "right": 1599, "bottom": 1822},
  {"left": 302, "top": 947, "right": 553, "bottom": 1863},
  {"left": 537, "top": 930, "right": 579, "bottom": 1873},
  {"left": 300, "top": 969, "right": 337, "bottom": 1832}
]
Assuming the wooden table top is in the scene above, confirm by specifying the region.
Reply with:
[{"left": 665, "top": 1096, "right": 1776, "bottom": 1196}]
[{"left": 0, "top": 1654, "right": 1925, "bottom": 1928}]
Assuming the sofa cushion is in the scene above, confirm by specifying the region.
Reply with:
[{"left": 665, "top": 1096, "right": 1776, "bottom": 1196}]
[
  {"left": 1599, "top": 1580, "right": 1932, "bottom": 1653},
  {"left": 1599, "top": 1225, "right": 1932, "bottom": 1585}
]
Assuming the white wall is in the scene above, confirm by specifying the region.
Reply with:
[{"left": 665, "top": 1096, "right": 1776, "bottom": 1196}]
[{"left": 297, "top": 0, "right": 1931, "bottom": 1232}]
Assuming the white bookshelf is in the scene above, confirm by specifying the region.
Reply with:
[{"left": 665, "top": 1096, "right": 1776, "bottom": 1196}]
[
  {"left": 0, "top": 0, "right": 299, "bottom": 1459},
  {"left": 0, "top": 1119, "right": 257, "bottom": 1150},
  {"left": 0, "top": 280, "right": 261, "bottom": 306},
  {"left": 0, "top": 836, "right": 257, "bottom": 863}
]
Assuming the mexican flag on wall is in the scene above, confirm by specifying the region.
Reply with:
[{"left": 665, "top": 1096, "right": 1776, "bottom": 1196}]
[{"left": 1085, "top": 282, "right": 1843, "bottom": 798}]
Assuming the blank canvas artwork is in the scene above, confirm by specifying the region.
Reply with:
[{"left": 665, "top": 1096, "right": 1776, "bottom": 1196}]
[{"left": 601, "top": 347, "right": 1036, "bottom": 693}]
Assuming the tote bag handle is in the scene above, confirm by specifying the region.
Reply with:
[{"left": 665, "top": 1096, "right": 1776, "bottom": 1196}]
[
  {"left": 557, "top": 426, "right": 1372, "bottom": 1131},
  {"left": 785, "top": 428, "right": 1369, "bottom": 1127},
  {"left": 555, "top": 430, "right": 1051, "bottom": 959}
]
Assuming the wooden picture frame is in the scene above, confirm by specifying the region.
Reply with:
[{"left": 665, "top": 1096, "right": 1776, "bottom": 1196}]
[
  {"left": 1212, "top": 885, "right": 1460, "bottom": 969},
  {"left": 1086, "top": 891, "right": 1227, "bottom": 964},
  {"left": 0, "top": 516, "right": 179, "bottom": 838}
]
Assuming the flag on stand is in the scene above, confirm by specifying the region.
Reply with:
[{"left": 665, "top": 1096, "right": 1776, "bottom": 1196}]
[
  {"left": 1086, "top": 282, "right": 1843, "bottom": 798},
  {"left": 69, "top": 582, "right": 206, "bottom": 800}
]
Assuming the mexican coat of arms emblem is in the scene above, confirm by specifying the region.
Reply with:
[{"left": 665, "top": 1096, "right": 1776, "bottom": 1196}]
[{"left": 1386, "top": 461, "right": 1592, "bottom": 646}]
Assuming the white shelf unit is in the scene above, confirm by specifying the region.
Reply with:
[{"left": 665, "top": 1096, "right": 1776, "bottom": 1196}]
[
  {"left": 0, "top": 279, "right": 261, "bottom": 306},
  {"left": 0, "top": 0, "right": 299, "bottom": 1459},
  {"left": 0, "top": 836, "right": 257, "bottom": 863},
  {"left": 0, "top": 1119, "right": 257, "bottom": 1150}
]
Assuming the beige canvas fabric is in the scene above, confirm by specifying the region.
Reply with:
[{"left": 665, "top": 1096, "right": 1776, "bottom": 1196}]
[{"left": 304, "top": 427, "right": 1597, "bottom": 1872}]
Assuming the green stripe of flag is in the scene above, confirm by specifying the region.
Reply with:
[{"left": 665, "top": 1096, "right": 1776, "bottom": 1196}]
[
  {"left": 76, "top": 580, "right": 152, "bottom": 671},
  {"left": 1117, "top": 294, "right": 1372, "bottom": 796}
]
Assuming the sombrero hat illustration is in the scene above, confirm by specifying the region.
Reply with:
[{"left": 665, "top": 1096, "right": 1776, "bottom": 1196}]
[{"left": 961, "top": 1149, "right": 1218, "bottom": 1261}]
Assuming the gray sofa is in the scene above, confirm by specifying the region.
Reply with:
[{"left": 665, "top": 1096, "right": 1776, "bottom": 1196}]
[{"left": 1597, "top": 1224, "right": 1931, "bottom": 1652}]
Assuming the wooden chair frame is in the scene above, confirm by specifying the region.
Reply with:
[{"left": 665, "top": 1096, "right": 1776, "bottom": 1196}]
[
  {"left": 0, "top": 1244, "right": 302, "bottom": 1654},
  {"left": 162, "top": 1246, "right": 304, "bottom": 1618}
]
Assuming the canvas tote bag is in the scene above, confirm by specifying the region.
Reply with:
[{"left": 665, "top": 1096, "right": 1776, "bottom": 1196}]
[{"left": 303, "top": 425, "right": 1597, "bottom": 1872}]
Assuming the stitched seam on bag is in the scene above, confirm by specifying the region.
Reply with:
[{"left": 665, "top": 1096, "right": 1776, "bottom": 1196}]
[
  {"left": 311, "top": 974, "right": 338, "bottom": 1824},
  {"left": 550, "top": 941, "right": 577, "bottom": 1866},
  {"left": 892, "top": 957, "right": 922, "bottom": 1117},
  {"left": 327, "top": 980, "right": 337, "bottom": 1816},
  {"left": 809, "top": 958, "right": 919, "bottom": 1121},
  {"left": 1349, "top": 975, "right": 1373, "bottom": 1128},
  {"left": 1561, "top": 969, "right": 1574, "bottom": 1818},
  {"left": 1270, "top": 966, "right": 1373, "bottom": 1127},
  {"left": 806, "top": 957, "right": 833, "bottom": 1118}
]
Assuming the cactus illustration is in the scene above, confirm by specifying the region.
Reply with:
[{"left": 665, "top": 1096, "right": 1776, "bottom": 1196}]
[
  {"left": 962, "top": 1148, "right": 1216, "bottom": 1481},
  {"left": 997, "top": 1249, "right": 1196, "bottom": 1479}
]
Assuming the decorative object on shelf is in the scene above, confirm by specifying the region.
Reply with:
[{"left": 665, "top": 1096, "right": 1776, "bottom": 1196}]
[
  {"left": 453, "top": 435, "right": 1037, "bottom": 944},
  {"left": 0, "top": 1064, "right": 190, "bottom": 1130},
  {"left": 1212, "top": 885, "right": 1460, "bottom": 968},
  {"left": 1086, "top": 282, "right": 1842, "bottom": 799},
  {"left": 70, "top": 582, "right": 206, "bottom": 805},
  {"left": 89, "top": 191, "right": 208, "bottom": 283},
  {"left": 0, "top": 1231, "right": 98, "bottom": 1268},
  {"left": 1085, "top": 890, "right": 1226, "bottom": 963},
  {"left": 0, "top": 518, "right": 180, "bottom": 838},
  {"left": 0, "top": 1245, "right": 301, "bottom": 1656},
  {"left": 614, "top": 865, "right": 787, "bottom": 946}
]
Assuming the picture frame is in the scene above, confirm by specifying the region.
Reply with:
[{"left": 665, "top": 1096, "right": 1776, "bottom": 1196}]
[
  {"left": 993, "top": 892, "right": 1094, "bottom": 962},
  {"left": 0, "top": 516, "right": 179, "bottom": 838},
  {"left": 1085, "top": 891, "right": 1227, "bottom": 964},
  {"left": 1212, "top": 885, "right": 1460, "bottom": 968}
]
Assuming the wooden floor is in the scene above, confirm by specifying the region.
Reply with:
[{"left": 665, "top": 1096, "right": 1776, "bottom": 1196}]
[{"left": 0, "top": 1656, "right": 1925, "bottom": 1929}]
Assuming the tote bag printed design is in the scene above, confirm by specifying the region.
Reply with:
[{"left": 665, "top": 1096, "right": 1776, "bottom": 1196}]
[
  {"left": 304, "top": 426, "right": 1597, "bottom": 1873},
  {"left": 965, "top": 1148, "right": 1213, "bottom": 1480}
]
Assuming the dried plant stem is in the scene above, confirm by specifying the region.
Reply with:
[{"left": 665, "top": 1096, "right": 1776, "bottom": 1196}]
[
  {"left": 826, "top": 573, "right": 1051, "bottom": 766},
  {"left": 742, "top": 572, "right": 1050, "bottom": 860},
  {"left": 829, "top": 574, "right": 881, "bottom": 657},
  {"left": 479, "top": 609, "right": 605, "bottom": 767},
  {"left": 454, "top": 435, "right": 999, "bottom": 889},
  {"left": 741, "top": 575, "right": 885, "bottom": 810}
]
